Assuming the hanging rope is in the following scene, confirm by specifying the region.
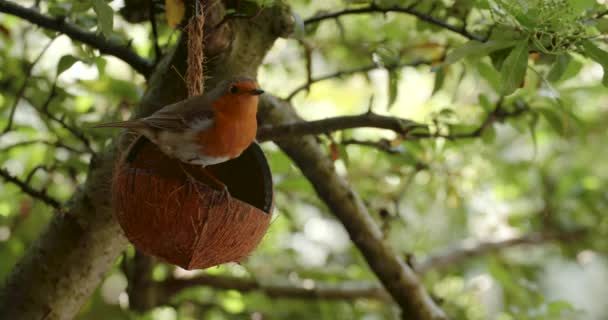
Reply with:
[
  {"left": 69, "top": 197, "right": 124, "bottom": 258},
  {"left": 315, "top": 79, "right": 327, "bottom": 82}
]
[{"left": 186, "top": 0, "right": 205, "bottom": 97}]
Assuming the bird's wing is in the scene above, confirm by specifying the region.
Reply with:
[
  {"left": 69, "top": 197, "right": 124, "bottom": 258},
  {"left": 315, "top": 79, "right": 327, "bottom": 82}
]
[
  {"left": 92, "top": 94, "right": 217, "bottom": 131},
  {"left": 91, "top": 120, "right": 146, "bottom": 129},
  {"left": 139, "top": 95, "right": 216, "bottom": 131}
]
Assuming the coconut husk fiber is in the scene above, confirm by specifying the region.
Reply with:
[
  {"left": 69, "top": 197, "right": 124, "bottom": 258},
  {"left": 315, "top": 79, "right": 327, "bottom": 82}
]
[{"left": 112, "top": 136, "right": 273, "bottom": 270}]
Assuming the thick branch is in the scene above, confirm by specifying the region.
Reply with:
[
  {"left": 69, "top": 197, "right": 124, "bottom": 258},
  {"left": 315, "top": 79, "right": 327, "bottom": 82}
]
[
  {"left": 161, "top": 275, "right": 390, "bottom": 302},
  {"left": 0, "top": 0, "right": 154, "bottom": 76},
  {"left": 0, "top": 167, "right": 62, "bottom": 210},
  {"left": 305, "top": 3, "right": 483, "bottom": 41},
  {"left": 415, "top": 230, "right": 586, "bottom": 273},
  {"left": 258, "top": 95, "right": 446, "bottom": 320},
  {"left": 257, "top": 99, "right": 530, "bottom": 142},
  {"left": 0, "top": 3, "right": 293, "bottom": 319},
  {"left": 257, "top": 112, "right": 424, "bottom": 142},
  {"left": 286, "top": 59, "right": 433, "bottom": 100}
]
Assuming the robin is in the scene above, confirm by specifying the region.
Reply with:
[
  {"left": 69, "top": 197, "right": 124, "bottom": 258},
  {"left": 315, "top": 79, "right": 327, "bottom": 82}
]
[{"left": 94, "top": 76, "right": 264, "bottom": 192}]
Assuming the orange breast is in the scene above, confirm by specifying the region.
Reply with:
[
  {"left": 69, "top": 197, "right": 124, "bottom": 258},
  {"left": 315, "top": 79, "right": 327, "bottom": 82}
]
[{"left": 197, "top": 108, "right": 258, "bottom": 158}]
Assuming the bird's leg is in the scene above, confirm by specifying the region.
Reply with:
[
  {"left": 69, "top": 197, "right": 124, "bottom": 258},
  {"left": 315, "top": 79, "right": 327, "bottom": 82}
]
[
  {"left": 179, "top": 163, "right": 228, "bottom": 194},
  {"left": 200, "top": 167, "right": 231, "bottom": 200}
]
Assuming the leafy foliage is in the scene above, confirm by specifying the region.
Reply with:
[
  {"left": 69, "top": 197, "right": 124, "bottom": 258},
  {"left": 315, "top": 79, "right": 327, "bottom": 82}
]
[{"left": 2, "top": 0, "right": 608, "bottom": 319}]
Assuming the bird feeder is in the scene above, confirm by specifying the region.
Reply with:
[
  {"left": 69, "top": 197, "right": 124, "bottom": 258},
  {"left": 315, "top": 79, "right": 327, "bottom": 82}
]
[{"left": 112, "top": 136, "right": 273, "bottom": 270}]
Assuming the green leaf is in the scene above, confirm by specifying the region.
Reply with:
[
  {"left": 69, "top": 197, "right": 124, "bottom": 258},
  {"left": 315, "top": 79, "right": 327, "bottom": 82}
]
[
  {"left": 387, "top": 70, "right": 400, "bottom": 109},
  {"left": 537, "top": 107, "right": 564, "bottom": 135},
  {"left": 56, "top": 55, "right": 80, "bottom": 77},
  {"left": 567, "top": 0, "right": 596, "bottom": 13},
  {"left": 291, "top": 12, "right": 305, "bottom": 40},
  {"left": 547, "top": 300, "right": 575, "bottom": 316},
  {"left": 596, "top": 18, "right": 608, "bottom": 34},
  {"left": 94, "top": 57, "right": 107, "bottom": 76},
  {"left": 476, "top": 61, "right": 501, "bottom": 92},
  {"left": 92, "top": 0, "right": 113, "bottom": 37},
  {"left": 437, "top": 108, "right": 458, "bottom": 124},
  {"left": 560, "top": 56, "right": 584, "bottom": 81},
  {"left": 528, "top": 112, "right": 538, "bottom": 157},
  {"left": 444, "top": 40, "right": 518, "bottom": 65},
  {"left": 431, "top": 67, "right": 446, "bottom": 96},
  {"left": 478, "top": 94, "right": 493, "bottom": 112},
  {"left": 449, "top": 124, "right": 478, "bottom": 136},
  {"left": 482, "top": 124, "right": 496, "bottom": 144},
  {"left": 501, "top": 40, "right": 529, "bottom": 95},
  {"left": 374, "top": 47, "right": 400, "bottom": 67},
  {"left": 547, "top": 54, "right": 572, "bottom": 82},
  {"left": 581, "top": 40, "right": 608, "bottom": 87},
  {"left": 489, "top": 47, "right": 512, "bottom": 71},
  {"left": 338, "top": 144, "right": 350, "bottom": 167}
]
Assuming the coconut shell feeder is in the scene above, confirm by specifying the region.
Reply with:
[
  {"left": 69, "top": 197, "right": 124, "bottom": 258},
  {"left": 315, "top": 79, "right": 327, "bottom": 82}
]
[{"left": 112, "top": 136, "right": 273, "bottom": 270}]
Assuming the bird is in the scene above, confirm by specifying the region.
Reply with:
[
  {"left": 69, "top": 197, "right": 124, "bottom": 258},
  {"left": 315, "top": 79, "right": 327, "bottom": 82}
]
[{"left": 94, "top": 76, "right": 264, "bottom": 192}]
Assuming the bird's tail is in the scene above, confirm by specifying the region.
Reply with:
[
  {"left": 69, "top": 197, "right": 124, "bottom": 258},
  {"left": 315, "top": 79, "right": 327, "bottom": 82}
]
[{"left": 91, "top": 120, "right": 146, "bottom": 130}]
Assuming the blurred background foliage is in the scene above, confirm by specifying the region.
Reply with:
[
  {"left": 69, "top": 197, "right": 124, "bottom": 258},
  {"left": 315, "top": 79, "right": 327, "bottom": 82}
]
[{"left": 1, "top": 0, "right": 608, "bottom": 319}]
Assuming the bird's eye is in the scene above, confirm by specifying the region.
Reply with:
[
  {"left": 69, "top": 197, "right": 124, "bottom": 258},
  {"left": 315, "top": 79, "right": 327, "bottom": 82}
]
[{"left": 229, "top": 85, "right": 238, "bottom": 94}]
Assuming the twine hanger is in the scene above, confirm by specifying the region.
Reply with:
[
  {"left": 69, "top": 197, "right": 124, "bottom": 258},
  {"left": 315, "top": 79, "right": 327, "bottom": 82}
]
[{"left": 186, "top": 0, "right": 205, "bottom": 97}]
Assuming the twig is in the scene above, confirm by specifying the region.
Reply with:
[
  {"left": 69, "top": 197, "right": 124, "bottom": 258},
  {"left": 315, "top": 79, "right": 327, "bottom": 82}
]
[
  {"left": 304, "top": 3, "right": 483, "bottom": 41},
  {"left": 3, "top": 38, "right": 54, "bottom": 133},
  {"left": 415, "top": 229, "right": 586, "bottom": 273},
  {"left": 154, "top": 230, "right": 584, "bottom": 307},
  {"left": 298, "top": 39, "right": 314, "bottom": 96},
  {"left": 0, "top": 167, "right": 62, "bottom": 210},
  {"left": 342, "top": 138, "right": 402, "bottom": 154},
  {"left": 37, "top": 82, "right": 94, "bottom": 153},
  {"left": 341, "top": 138, "right": 429, "bottom": 171},
  {"left": 286, "top": 59, "right": 433, "bottom": 100},
  {"left": 257, "top": 112, "right": 425, "bottom": 142},
  {"left": 0, "top": 139, "right": 88, "bottom": 154},
  {"left": 149, "top": 0, "right": 161, "bottom": 60},
  {"left": 409, "top": 99, "right": 530, "bottom": 140},
  {"left": 210, "top": 6, "right": 264, "bottom": 33},
  {"left": 161, "top": 275, "right": 391, "bottom": 302},
  {"left": 0, "top": 0, "right": 153, "bottom": 76},
  {"left": 24, "top": 165, "right": 53, "bottom": 185}
]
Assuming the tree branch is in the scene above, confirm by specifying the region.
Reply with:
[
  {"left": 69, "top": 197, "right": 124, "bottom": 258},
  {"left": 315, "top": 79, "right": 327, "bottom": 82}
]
[
  {"left": 0, "top": 0, "right": 154, "bottom": 77},
  {"left": 0, "top": 139, "right": 88, "bottom": 154},
  {"left": 154, "top": 229, "right": 585, "bottom": 306},
  {"left": 0, "top": 167, "right": 62, "bottom": 210},
  {"left": 161, "top": 275, "right": 391, "bottom": 302},
  {"left": 285, "top": 59, "right": 434, "bottom": 100},
  {"left": 415, "top": 229, "right": 586, "bottom": 273},
  {"left": 3, "top": 38, "right": 54, "bottom": 134},
  {"left": 257, "top": 98, "right": 530, "bottom": 149},
  {"left": 258, "top": 95, "right": 447, "bottom": 320},
  {"left": 257, "top": 112, "right": 425, "bottom": 142},
  {"left": 342, "top": 138, "right": 403, "bottom": 154},
  {"left": 37, "top": 82, "right": 94, "bottom": 154},
  {"left": 148, "top": 0, "right": 161, "bottom": 60},
  {"left": 409, "top": 100, "right": 530, "bottom": 141},
  {"left": 304, "top": 3, "right": 483, "bottom": 41}
]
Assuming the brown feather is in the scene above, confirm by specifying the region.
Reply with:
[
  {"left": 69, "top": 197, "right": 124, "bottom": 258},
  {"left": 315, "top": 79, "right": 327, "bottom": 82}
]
[
  {"left": 91, "top": 121, "right": 147, "bottom": 129},
  {"left": 93, "top": 76, "right": 257, "bottom": 132}
]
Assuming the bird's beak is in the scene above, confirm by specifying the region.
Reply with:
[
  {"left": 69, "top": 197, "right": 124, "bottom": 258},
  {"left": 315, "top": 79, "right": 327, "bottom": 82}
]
[{"left": 250, "top": 89, "right": 265, "bottom": 95}]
